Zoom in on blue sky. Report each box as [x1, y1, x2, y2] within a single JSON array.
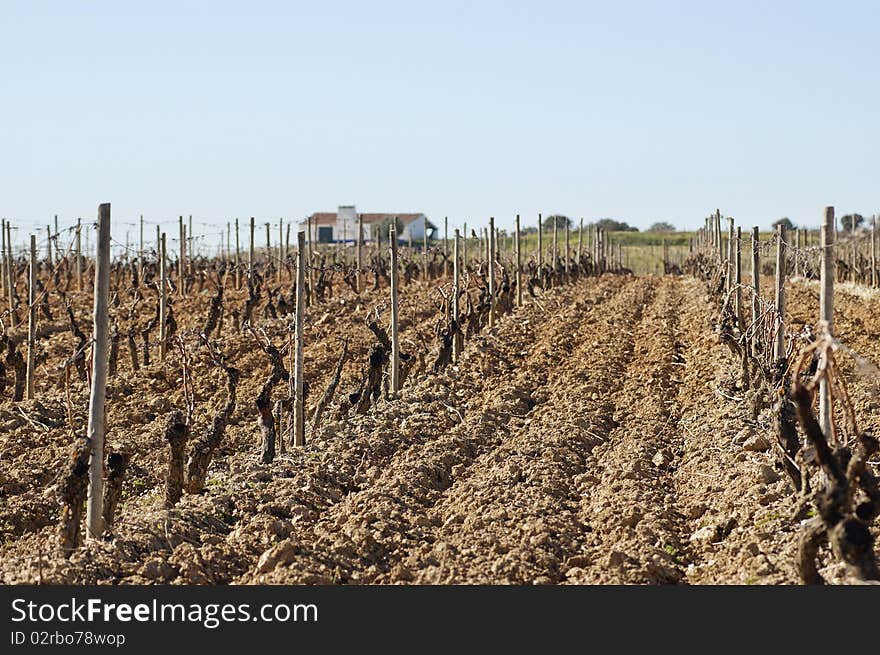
[[1, 0, 878, 249]]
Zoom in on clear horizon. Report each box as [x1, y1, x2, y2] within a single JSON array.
[[2, 0, 878, 248]]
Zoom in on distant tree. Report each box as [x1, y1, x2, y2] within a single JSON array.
[[772, 217, 795, 230], [596, 218, 639, 232], [647, 221, 676, 232], [840, 213, 864, 231], [542, 215, 572, 230], [377, 216, 404, 239]]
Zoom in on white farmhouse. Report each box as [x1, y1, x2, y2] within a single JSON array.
[[302, 206, 437, 243]]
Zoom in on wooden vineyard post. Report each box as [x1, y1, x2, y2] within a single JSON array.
[[356, 213, 363, 292], [751, 227, 760, 344], [234, 218, 241, 289], [293, 231, 306, 447], [564, 219, 570, 281], [872, 215, 877, 288], [537, 213, 543, 270], [25, 235, 36, 400], [577, 218, 583, 265], [735, 226, 743, 330], [715, 209, 723, 262], [453, 229, 461, 362], [53, 215, 59, 263], [46, 224, 53, 269], [819, 207, 835, 442], [178, 216, 185, 296], [76, 218, 83, 291], [86, 203, 111, 540], [515, 215, 522, 307], [423, 216, 429, 280], [265, 222, 271, 268], [285, 222, 291, 278], [389, 223, 400, 394], [726, 217, 735, 293], [159, 233, 168, 360], [849, 212, 856, 284], [552, 215, 558, 276], [773, 223, 787, 363], [462, 221, 468, 266], [248, 216, 255, 280], [488, 216, 496, 328]]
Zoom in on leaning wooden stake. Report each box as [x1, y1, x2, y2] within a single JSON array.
[[390, 223, 401, 394], [819, 207, 835, 443], [515, 215, 522, 307], [293, 231, 306, 447], [85, 203, 111, 540], [773, 223, 787, 363], [25, 235, 36, 400]]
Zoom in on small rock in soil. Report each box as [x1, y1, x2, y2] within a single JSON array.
[[689, 525, 720, 544], [733, 428, 754, 446], [652, 449, 673, 468], [256, 539, 296, 574], [742, 434, 770, 452], [756, 464, 780, 484]]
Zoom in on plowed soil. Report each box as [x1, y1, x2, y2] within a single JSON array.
[[1, 272, 878, 584]]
